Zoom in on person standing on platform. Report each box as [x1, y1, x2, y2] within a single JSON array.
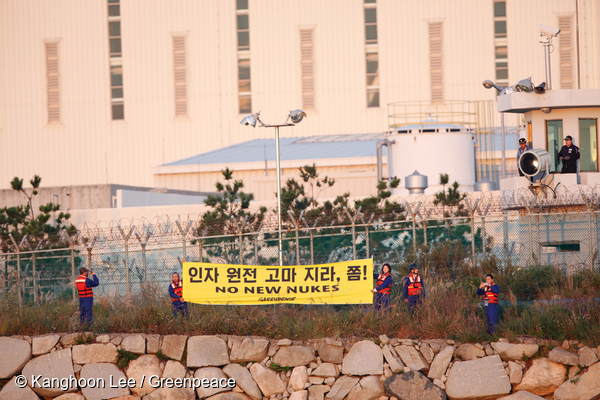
[[558, 135, 580, 174], [372, 263, 392, 311], [517, 138, 532, 176]]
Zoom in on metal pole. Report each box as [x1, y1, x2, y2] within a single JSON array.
[[365, 226, 370, 259], [501, 113, 506, 181], [275, 126, 283, 266], [141, 244, 147, 283], [309, 231, 314, 265], [32, 254, 38, 305], [17, 252, 22, 312], [71, 244, 76, 300]]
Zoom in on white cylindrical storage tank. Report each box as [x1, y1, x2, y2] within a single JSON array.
[[389, 123, 476, 196]]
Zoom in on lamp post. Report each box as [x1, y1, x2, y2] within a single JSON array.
[[241, 110, 307, 266], [482, 80, 507, 182]]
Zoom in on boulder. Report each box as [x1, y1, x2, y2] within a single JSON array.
[[508, 361, 523, 384], [548, 347, 579, 366], [289, 366, 309, 391], [272, 346, 315, 367], [428, 346, 455, 380], [222, 363, 262, 400], [143, 388, 195, 400], [59, 332, 89, 347], [80, 363, 131, 400], [514, 357, 566, 396], [161, 335, 188, 361], [21, 348, 76, 397], [317, 342, 344, 364], [491, 342, 539, 362], [32, 335, 60, 356], [498, 392, 545, 399], [578, 346, 599, 367], [312, 362, 338, 378], [445, 355, 511, 400], [54, 395, 86, 400], [72, 343, 118, 364], [107, 396, 140, 400], [187, 336, 230, 368], [325, 375, 359, 400], [205, 394, 252, 400], [455, 344, 485, 361], [554, 361, 600, 400], [289, 390, 308, 400], [382, 345, 405, 374], [121, 335, 146, 355], [0, 337, 32, 379], [249, 363, 286, 397], [146, 334, 161, 354], [346, 375, 384, 400], [126, 355, 164, 396], [384, 371, 448, 400], [229, 338, 269, 363], [162, 360, 187, 380], [395, 345, 429, 372], [420, 342, 435, 363], [194, 367, 231, 399], [0, 376, 40, 400], [308, 385, 327, 400], [342, 340, 383, 376], [95, 334, 111, 343]]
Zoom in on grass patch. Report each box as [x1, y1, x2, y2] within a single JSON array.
[[269, 363, 292, 372], [116, 349, 138, 369], [75, 333, 94, 344], [156, 350, 171, 361]]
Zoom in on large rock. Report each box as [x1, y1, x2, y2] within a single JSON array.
[[32, 335, 60, 356], [21, 348, 76, 397], [126, 355, 164, 396], [121, 335, 146, 355], [508, 361, 523, 384], [0, 337, 32, 379], [383, 345, 405, 374], [498, 392, 545, 399], [53, 395, 86, 400], [342, 340, 383, 376], [455, 344, 485, 361], [578, 346, 599, 367], [229, 338, 269, 363], [194, 367, 232, 399], [491, 342, 539, 362], [72, 343, 118, 364], [428, 346, 455, 380], [80, 363, 131, 400], [144, 388, 195, 400], [289, 366, 309, 391], [222, 363, 262, 400], [445, 355, 511, 400], [384, 371, 448, 400], [308, 385, 327, 400], [249, 363, 286, 397], [161, 335, 188, 361], [272, 346, 315, 367], [163, 360, 188, 380], [420, 343, 435, 363], [146, 334, 161, 354], [59, 332, 90, 347], [346, 375, 384, 400], [548, 347, 579, 366], [317, 342, 344, 364], [554, 361, 600, 400], [187, 336, 230, 368], [312, 362, 338, 378], [514, 357, 566, 396], [0, 376, 40, 400], [325, 376, 359, 400], [289, 390, 308, 400], [395, 345, 429, 372], [205, 394, 252, 400]]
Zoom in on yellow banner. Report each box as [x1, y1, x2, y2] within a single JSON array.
[[182, 259, 374, 305]]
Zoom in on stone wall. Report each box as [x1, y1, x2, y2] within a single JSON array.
[[1, 333, 600, 400]]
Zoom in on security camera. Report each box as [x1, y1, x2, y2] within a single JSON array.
[[539, 25, 560, 37]]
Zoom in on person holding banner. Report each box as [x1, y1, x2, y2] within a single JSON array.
[[371, 263, 393, 311], [169, 272, 188, 317], [403, 263, 425, 315]]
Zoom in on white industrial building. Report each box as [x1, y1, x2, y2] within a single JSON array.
[[1, 0, 599, 195]]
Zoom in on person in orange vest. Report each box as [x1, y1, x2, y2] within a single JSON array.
[[403, 263, 425, 314], [477, 274, 500, 334], [371, 263, 392, 311], [75, 267, 99, 326], [169, 272, 188, 317]]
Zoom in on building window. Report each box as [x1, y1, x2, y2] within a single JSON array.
[[429, 22, 443, 103], [45, 41, 61, 124], [579, 119, 598, 172], [364, 0, 379, 108], [173, 35, 188, 117], [237, 0, 251, 113], [300, 29, 315, 109], [558, 16, 573, 89], [493, 0, 508, 86], [546, 120, 563, 173], [108, 0, 124, 120]]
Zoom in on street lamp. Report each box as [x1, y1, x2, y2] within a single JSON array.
[[241, 109, 307, 266], [482, 79, 507, 183]]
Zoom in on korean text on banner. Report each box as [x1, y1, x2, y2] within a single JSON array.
[[182, 259, 374, 305]]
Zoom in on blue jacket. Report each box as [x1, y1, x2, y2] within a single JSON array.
[[373, 273, 392, 293], [169, 282, 184, 302], [86, 274, 100, 288], [403, 275, 425, 299], [517, 145, 532, 168], [558, 144, 580, 168], [477, 284, 500, 297]]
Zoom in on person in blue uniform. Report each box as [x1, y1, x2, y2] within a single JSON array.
[[169, 272, 188, 317], [476, 274, 500, 335], [371, 263, 392, 311], [558, 135, 580, 174], [75, 267, 99, 326], [517, 138, 532, 176], [403, 263, 425, 315]]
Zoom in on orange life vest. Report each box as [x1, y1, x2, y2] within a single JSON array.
[[171, 281, 183, 302], [407, 274, 423, 296], [376, 273, 391, 295], [484, 283, 499, 304], [75, 274, 93, 298]]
